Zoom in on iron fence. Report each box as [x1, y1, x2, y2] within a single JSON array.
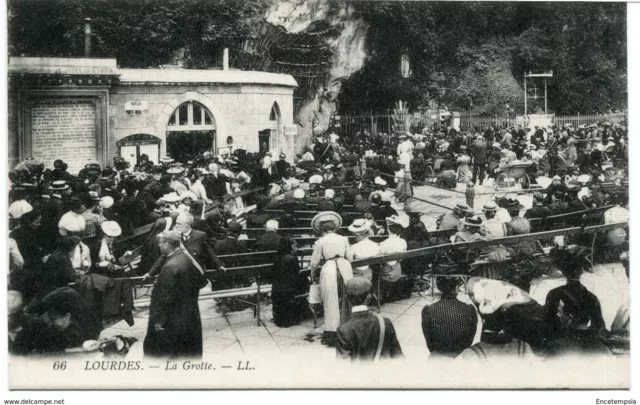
[[333, 112, 626, 137]]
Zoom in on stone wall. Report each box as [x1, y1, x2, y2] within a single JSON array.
[[108, 84, 296, 163], [31, 100, 97, 173]]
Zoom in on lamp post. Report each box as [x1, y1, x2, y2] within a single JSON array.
[[524, 71, 553, 121]]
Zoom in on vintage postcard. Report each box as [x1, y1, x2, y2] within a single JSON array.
[[3, 0, 631, 391]]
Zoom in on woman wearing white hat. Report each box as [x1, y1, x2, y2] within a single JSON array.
[[348, 219, 379, 281], [92, 221, 126, 275], [309, 212, 353, 346]]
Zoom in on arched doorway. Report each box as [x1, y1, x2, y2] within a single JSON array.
[[166, 101, 216, 162], [117, 134, 161, 168]]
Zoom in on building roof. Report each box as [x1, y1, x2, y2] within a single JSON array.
[[118, 68, 297, 87], [9, 57, 298, 87], [9, 57, 119, 76]]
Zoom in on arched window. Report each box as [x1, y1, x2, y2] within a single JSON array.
[[167, 101, 216, 130], [166, 101, 217, 162], [269, 102, 281, 151]]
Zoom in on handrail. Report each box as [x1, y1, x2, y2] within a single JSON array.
[[116, 187, 264, 243], [349, 221, 628, 267], [94, 221, 628, 287]]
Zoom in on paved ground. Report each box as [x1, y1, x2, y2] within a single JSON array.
[[101, 288, 482, 360], [100, 183, 627, 359]]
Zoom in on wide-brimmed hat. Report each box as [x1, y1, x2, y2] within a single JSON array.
[[311, 211, 342, 233], [386, 214, 410, 228], [160, 157, 175, 164], [374, 177, 387, 186], [454, 202, 473, 214], [577, 174, 592, 185], [167, 167, 184, 174], [50, 180, 69, 191], [482, 201, 498, 212], [499, 198, 524, 210], [463, 215, 483, 227], [309, 174, 323, 184], [101, 221, 122, 237], [293, 189, 306, 199], [160, 192, 181, 203], [100, 196, 114, 209], [348, 218, 372, 235]]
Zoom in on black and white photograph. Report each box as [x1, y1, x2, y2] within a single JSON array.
[[1, 0, 634, 393]]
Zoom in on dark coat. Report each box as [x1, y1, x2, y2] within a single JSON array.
[[183, 229, 221, 270], [271, 253, 309, 328], [471, 140, 488, 164], [421, 295, 477, 358], [143, 250, 208, 358], [337, 310, 404, 361], [255, 231, 282, 252]]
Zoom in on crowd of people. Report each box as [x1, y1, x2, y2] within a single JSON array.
[[6, 118, 629, 363]]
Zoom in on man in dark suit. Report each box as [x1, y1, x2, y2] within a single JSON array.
[[255, 220, 282, 252], [471, 134, 488, 185], [366, 193, 397, 221], [272, 153, 291, 182], [202, 164, 227, 200], [143, 231, 208, 358], [337, 278, 403, 361], [175, 212, 223, 272], [213, 222, 248, 257]]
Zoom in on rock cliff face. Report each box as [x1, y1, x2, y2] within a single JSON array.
[[265, 0, 368, 153]]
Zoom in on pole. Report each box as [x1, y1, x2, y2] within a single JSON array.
[[523, 73, 527, 129], [84, 18, 92, 57], [544, 79, 548, 115], [403, 165, 412, 211]]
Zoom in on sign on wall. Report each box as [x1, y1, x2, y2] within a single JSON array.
[[125, 100, 149, 115]]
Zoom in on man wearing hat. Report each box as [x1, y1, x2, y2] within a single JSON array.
[[366, 192, 397, 222], [348, 219, 380, 281], [524, 192, 551, 233], [453, 215, 490, 243], [471, 133, 488, 185], [437, 202, 471, 231], [143, 230, 209, 358], [480, 202, 507, 239], [336, 278, 403, 361]]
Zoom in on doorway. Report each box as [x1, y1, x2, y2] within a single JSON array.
[[166, 130, 215, 163], [258, 129, 271, 155]]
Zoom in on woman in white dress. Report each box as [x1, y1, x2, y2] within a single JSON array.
[[456, 146, 473, 183], [309, 212, 353, 346]]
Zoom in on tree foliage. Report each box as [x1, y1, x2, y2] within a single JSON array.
[[8, 0, 626, 114], [8, 0, 269, 68], [339, 2, 626, 114]]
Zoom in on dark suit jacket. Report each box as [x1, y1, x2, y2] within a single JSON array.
[[183, 229, 221, 270], [471, 140, 488, 164], [143, 250, 208, 358], [255, 231, 282, 252], [337, 310, 404, 361]]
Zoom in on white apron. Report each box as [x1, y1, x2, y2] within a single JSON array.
[[319, 257, 353, 332]]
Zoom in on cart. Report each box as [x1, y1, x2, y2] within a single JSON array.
[[494, 161, 533, 191]]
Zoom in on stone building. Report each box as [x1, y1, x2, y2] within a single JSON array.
[[8, 56, 298, 173]]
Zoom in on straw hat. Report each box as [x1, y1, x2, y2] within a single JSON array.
[[311, 211, 342, 233], [50, 180, 69, 191], [101, 221, 122, 238], [463, 215, 483, 227], [348, 218, 372, 235]]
